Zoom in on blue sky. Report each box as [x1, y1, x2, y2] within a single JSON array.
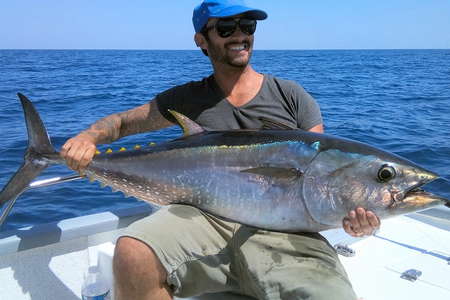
[[1, 0, 449, 50]]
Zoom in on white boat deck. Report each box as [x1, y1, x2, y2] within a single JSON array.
[[0, 204, 449, 300], [322, 212, 450, 300]]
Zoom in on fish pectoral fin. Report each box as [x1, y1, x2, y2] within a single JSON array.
[[241, 167, 303, 180]]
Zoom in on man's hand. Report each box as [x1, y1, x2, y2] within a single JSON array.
[[343, 207, 380, 237], [61, 133, 97, 172]]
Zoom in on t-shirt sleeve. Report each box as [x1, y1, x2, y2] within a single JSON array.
[[293, 84, 323, 130], [155, 85, 185, 123]]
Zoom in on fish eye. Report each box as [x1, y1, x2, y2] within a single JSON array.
[[377, 164, 396, 182]]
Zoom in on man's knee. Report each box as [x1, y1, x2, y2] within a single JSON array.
[[113, 237, 167, 284]]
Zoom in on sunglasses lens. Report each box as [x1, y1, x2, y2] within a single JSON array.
[[239, 19, 257, 35], [215, 18, 257, 38], [216, 19, 238, 38]]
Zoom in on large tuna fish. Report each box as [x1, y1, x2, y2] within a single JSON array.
[[0, 93, 448, 231]]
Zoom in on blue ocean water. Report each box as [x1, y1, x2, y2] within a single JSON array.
[[0, 49, 449, 231]]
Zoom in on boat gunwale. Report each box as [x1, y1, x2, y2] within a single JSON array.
[[0, 203, 153, 256]]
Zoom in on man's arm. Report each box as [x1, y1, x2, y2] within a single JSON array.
[[306, 124, 380, 237], [61, 100, 173, 172]]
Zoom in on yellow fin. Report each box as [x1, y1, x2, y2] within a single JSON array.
[[134, 144, 141, 150], [106, 148, 113, 154], [168, 110, 205, 137], [119, 147, 126, 152]]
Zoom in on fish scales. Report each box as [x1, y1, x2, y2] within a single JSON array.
[[85, 140, 320, 231]]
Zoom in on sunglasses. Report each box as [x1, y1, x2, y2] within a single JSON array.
[[202, 18, 257, 38]]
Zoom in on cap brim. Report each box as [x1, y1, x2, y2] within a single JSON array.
[[212, 5, 268, 20]]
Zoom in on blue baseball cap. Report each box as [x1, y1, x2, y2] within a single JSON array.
[[193, 0, 268, 33]]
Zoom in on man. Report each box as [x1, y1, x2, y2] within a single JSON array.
[[61, 1, 380, 299]]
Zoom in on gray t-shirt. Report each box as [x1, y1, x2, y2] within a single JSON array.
[[156, 74, 322, 131]]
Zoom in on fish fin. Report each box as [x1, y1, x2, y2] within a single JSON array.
[[258, 117, 296, 130], [0, 161, 48, 208], [18, 93, 56, 154], [168, 110, 205, 136], [1, 94, 57, 222], [241, 167, 303, 179]]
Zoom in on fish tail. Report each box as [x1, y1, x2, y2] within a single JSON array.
[[0, 93, 58, 206]]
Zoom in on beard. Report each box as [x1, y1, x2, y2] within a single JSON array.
[[207, 38, 254, 69]]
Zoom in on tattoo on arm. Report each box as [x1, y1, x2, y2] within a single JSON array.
[[118, 101, 173, 137], [81, 114, 122, 144], [81, 101, 173, 144]]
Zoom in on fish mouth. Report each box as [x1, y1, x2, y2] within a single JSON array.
[[400, 187, 449, 208], [393, 170, 449, 209]]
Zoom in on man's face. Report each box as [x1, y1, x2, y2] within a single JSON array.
[[201, 16, 255, 69]]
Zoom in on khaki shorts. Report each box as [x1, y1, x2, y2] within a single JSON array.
[[121, 204, 357, 300]]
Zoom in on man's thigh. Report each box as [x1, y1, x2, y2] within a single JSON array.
[[121, 204, 240, 297], [237, 227, 357, 300], [121, 205, 356, 300]]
